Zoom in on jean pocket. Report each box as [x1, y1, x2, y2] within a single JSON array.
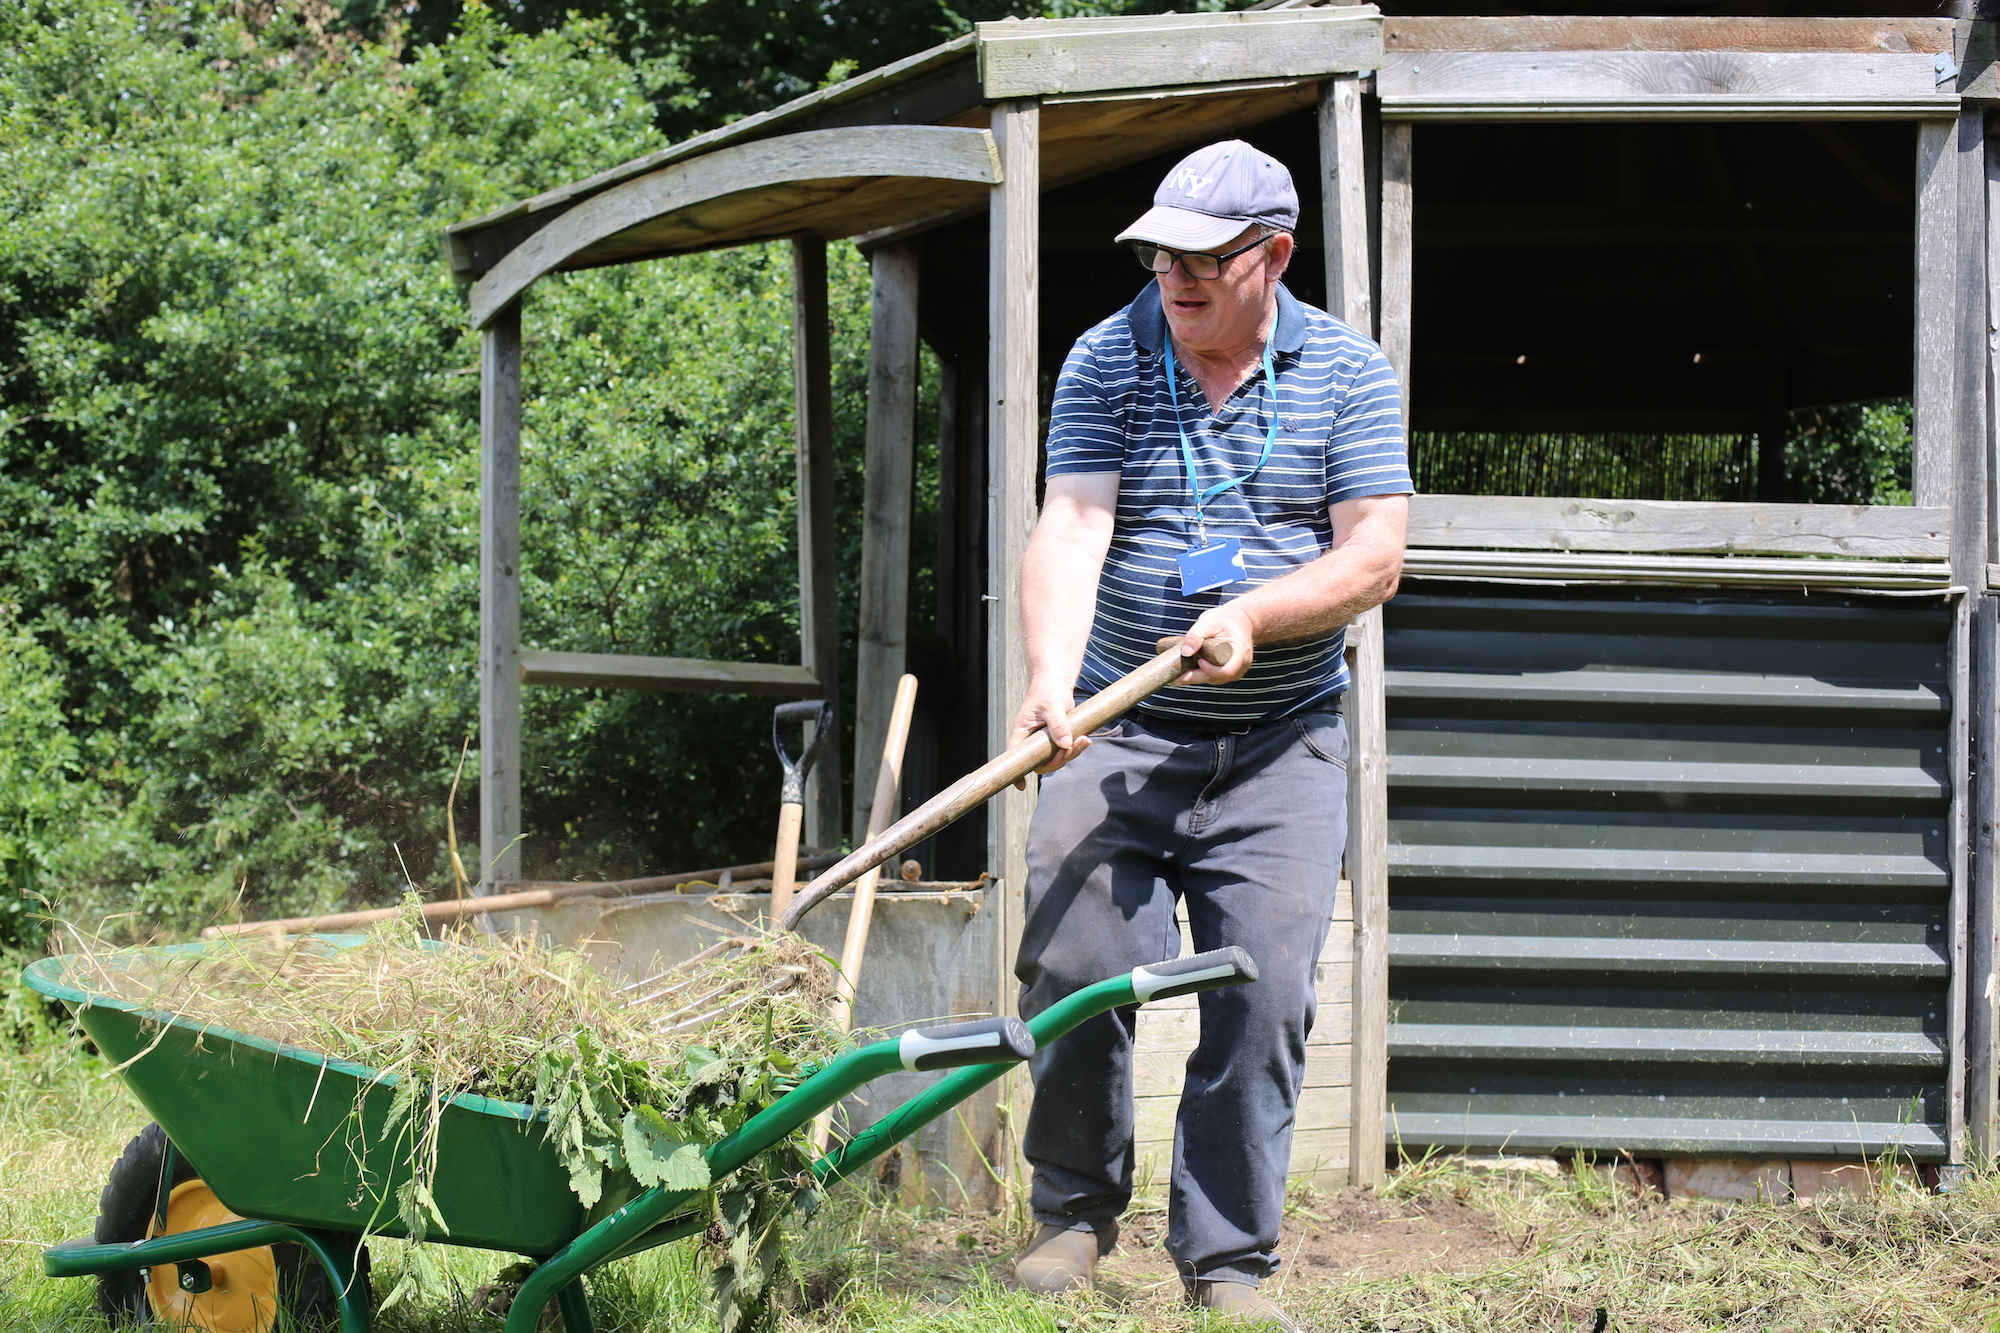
[[1293, 713, 1348, 768]]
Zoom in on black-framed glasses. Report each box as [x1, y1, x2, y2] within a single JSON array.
[[1130, 234, 1272, 281]]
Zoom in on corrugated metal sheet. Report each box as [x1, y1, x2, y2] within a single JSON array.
[[1383, 586, 1953, 1161]]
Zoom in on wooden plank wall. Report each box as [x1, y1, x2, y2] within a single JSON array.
[[1132, 881, 1356, 1191]]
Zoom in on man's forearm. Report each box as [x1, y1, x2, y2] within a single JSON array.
[[1231, 537, 1402, 646]]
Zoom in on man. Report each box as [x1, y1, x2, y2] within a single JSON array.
[[1007, 140, 1411, 1331]]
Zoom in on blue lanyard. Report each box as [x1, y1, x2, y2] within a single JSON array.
[[1164, 336, 1280, 542]]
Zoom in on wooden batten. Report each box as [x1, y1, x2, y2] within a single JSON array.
[[976, 7, 1383, 101], [479, 302, 523, 893], [1383, 16, 1963, 54], [1404, 547, 1958, 589], [1403, 548, 1953, 592], [1949, 593, 1974, 1160], [1916, 118, 1961, 511], [1408, 496, 1950, 560], [1949, 109, 1991, 591], [1345, 609, 1390, 1191], [1377, 19, 1965, 120], [1969, 595, 1999, 1159], [793, 239, 844, 850], [1379, 51, 1963, 120], [853, 242, 922, 843], [519, 651, 819, 697]]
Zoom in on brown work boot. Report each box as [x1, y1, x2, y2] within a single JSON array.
[[1012, 1223, 1114, 1294], [1190, 1278, 1311, 1332]]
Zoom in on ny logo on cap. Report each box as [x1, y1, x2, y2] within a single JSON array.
[[1174, 170, 1213, 198]]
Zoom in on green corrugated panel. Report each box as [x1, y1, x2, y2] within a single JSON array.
[[1383, 586, 1951, 1162]]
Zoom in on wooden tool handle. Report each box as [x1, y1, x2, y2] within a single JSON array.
[[203, 854, 842, 938], [769, 801, 805, 921], [775, 637, 1231, 932]]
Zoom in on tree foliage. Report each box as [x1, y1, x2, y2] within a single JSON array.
[[344, 0, 1224, 144], [0, 0, 883, 940]]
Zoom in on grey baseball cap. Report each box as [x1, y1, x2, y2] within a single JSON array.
[[1115, 140, 1299, 252]]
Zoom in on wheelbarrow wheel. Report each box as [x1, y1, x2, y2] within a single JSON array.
[[95, 1122, 371, 1331]]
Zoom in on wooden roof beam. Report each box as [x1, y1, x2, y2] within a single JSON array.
[[1380, 17, 1975, 120], [976, 7, 1382, 100], [466, 126, 1000, 329]]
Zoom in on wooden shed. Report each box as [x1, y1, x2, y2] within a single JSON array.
[[448, 3, 2000, 1197]]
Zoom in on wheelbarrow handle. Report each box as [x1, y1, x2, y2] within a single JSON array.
[[894, 1016, 1035, 1071], [1131, 947, 1259, 1002], [813, 946, 1258, 1187], [772, 699, 833, 806]]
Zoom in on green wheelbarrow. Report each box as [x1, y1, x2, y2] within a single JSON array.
[[28, 939, 1257, 1333]]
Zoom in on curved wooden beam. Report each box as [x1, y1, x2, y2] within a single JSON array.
[[469, 126, 1002, 328]]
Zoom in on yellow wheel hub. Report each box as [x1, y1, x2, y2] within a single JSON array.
[[144, 1179, 283, 1332]]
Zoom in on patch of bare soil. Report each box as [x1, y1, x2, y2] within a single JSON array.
[[1100, 1191, 1515, 1298], [850, 1189, 1514, 1309]]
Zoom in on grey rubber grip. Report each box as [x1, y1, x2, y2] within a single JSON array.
[[1130, 947, 1259, 1002], [896, 1017, 1036, 1071]]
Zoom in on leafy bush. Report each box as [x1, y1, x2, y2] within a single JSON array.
[[1785, 400, 1913, 506], [0, 0, 880, 935]]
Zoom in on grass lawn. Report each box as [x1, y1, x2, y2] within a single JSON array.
[[4, 1034, 1998, 1332]]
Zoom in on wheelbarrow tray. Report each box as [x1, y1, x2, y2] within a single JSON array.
[[25, 940, 639, 1255]]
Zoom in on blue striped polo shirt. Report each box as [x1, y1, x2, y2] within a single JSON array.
[[1045, 280, 1411, 727]]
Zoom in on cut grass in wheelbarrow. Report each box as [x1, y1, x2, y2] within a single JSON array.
[[29, 904, 1259, 1333]]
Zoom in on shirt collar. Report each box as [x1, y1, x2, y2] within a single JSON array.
[[1127, 280, 1307, 358]]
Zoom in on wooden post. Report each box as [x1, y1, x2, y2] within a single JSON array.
[[792, 237, 844, 851], [1968, 115, 2000, 1162], [987, 99, 1040, 1007], [479, 300, 523, 893], [1378, 121, 1414, 426], [1319, 74, 1373, 336], [979, 96, 1040, 1206], [853, 242, 922, 844], [1914, 118, 1960, 510], [1345, 605, 1389, 1190], [1952, 110, 1991, 593]]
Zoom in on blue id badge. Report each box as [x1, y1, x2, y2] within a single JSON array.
[[1176, 538, 1245, 597]]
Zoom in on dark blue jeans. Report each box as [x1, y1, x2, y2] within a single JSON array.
[[1015, 707, 1348, 1287]]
